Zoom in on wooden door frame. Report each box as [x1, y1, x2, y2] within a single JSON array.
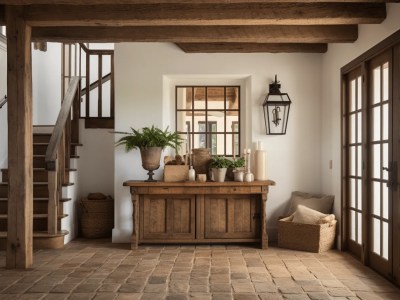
[[341, 28, 400, 285]]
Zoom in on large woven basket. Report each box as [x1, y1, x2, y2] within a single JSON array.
[[80, 195, 114, 238], [278, 215, 337, 253]]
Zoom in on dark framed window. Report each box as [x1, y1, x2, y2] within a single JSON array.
[[176, 86, 240, 157]]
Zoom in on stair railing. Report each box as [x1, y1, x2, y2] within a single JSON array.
[[0, 95, 7, 109], [45, 77, 80, 235]]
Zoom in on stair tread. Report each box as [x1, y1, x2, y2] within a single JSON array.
[[0, 213, 68, 219], [0, 182, 49, 186], [0, 198, 71, 202], [0, 230, 68, 238]]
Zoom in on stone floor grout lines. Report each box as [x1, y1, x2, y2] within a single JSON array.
[[0, 240, 399, 299]]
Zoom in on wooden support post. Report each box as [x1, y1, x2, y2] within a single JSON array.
[[6, 5, 33, 269]]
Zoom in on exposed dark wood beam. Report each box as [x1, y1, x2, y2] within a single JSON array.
[[23, 3, 386, 26], [177, 42, 328, 53], [0, 5, 4, 25], [0, 0, 397, 4], [32, 25, 358, 43]]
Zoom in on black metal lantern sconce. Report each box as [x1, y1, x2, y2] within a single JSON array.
[[262, 75, 292, 135]]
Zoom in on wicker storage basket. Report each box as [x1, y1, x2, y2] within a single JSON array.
[[80, 195, 114, 238], [278, 215, 336, 253]]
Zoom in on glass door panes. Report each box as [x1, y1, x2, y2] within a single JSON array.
[[176, 86, 240, 156], [346, 69, 363, 251], [369, 55, 391, 271]]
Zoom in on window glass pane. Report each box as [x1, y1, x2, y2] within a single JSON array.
[[382, 222, 389, 260], [213, 134, 224, 155], [350, 146, 356, 176], [177, 87, 193, 110], [350, 114, 356, 143], [373, 181, 381, 216], [373, 66, 381, 104], [207, 87, 225, 110], [382, 103, 389, 141], [383, 62, 389, 101], [350, 79, 356, 112], [357, 146, 362, 176], [357, 213, 362, 245], [350, 178, 356, 208], [382, 143, 389, 181], [207, 111, 225, 131], [89, 88, 98, 117], [357, 179, 362, 210], [226, 87, 239, 110], [373, 218, 381, 255], [101, 80, 111, 117], [350, 211, 356, 241], [177, 111, 192, 132], [373, 144, 381, 179], [383, 185, 389, 220], [373, 106, 381, 141], [357, 113, 362, 143], [193, 87, 206, 110]]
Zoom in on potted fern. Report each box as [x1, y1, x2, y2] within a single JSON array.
[[114, 125, 183, 181], [231, 157, 246, 182], [210, 156, 232, 182]]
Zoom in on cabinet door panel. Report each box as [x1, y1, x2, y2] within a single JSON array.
[[204, 195, 259, 239], [145, 197, 167, 234], [169, 198, 193, 234], [142, 195, 195, 240], [209, 198, 228, 234]]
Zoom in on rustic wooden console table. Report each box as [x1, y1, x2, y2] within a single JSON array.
[[123, 180, 275, 249]]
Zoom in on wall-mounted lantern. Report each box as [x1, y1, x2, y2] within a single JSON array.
[[262, 75, 291, 135]]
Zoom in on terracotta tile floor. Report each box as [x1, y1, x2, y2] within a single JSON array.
[[1, 239, 400, 300]]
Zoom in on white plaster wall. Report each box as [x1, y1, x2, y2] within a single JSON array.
[[77, 121, 115, 199], [321, 4, 400, 247], [32, 42, 62, 125], [0, 41, 7, 169], [113, 43, 323, 242]]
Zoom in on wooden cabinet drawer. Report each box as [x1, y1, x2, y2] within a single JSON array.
[[209, 186, 262, 194]]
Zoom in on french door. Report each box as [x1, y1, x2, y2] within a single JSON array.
[[343, 49, 400, 285]]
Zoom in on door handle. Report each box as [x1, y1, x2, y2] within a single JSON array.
[[383, 162, 398, 190]]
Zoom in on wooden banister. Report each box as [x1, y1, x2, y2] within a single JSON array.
[[45, 76, 80, 234], [81, 72, 111, 96], [45, 77, 79, 170]]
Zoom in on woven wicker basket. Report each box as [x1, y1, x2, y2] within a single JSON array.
[[80, 196, 114, 238], [278, 215, 337, 253]]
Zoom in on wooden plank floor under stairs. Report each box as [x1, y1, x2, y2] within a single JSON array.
[[0, 126, 81, 249]]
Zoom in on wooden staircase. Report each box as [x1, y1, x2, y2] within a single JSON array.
[[0, 78, 82, 250], [0, 126, 82, 249]]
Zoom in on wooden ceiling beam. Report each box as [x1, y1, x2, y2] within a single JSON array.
[[176, 43, 328, 53], [23, 3, 386, 27], [0, 6, 4, 25], [32, 25, 358, 43], [0, 0, 397, 5]]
